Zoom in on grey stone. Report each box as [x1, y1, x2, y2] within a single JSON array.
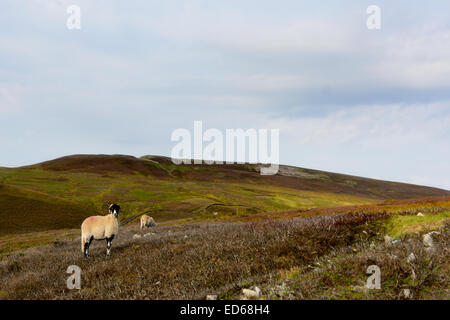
[[241, 286, 261, 299], [407, 253, 416, 263]]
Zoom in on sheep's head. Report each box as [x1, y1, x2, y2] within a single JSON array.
[[149, 217, 158, 227], [109, 204, 121, 218]]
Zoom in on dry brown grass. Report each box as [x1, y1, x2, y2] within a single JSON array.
[[262, 222, 449, 300], [0, 210, 390, 300]]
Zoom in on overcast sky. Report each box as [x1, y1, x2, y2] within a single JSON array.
[[1, 0, 449, 189]]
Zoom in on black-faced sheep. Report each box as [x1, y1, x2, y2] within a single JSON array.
[[81, 204, 120, 258], [140, 214, 157, 229]]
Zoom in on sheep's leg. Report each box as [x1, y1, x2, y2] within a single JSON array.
[[84, 237, 93, 259], [84, 243, 89, 259], [106, 235, 115, 256]]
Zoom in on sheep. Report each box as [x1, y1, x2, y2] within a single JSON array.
[[140, 214, 157, 229], [81, 204, 120, 258]]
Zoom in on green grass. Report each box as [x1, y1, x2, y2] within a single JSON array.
[[1, 154, 448, 236], [0, 184, 98, 236], [0, 229, 78, 257], [0, 166, 377, 236], [385, 211, 450, 238]]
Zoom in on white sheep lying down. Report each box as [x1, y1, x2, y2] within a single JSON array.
[[140, 214, 157, 229], [81, 204, 120, 258]]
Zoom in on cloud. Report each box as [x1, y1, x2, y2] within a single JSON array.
[[260, 102, 450, 190], [367, 27, 450, 88], [0, 1, 449, 190], [266, 102, 450, 146]]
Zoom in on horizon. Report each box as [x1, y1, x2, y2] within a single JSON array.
[[1, 1, 450, 190], [2, 152, 449, 191]]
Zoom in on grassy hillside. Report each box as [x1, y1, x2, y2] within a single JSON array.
[[0, 184, 96, 236], [0, 154, 448, 236], [29, 154, 450, 200], [1, 197, 448, 299]]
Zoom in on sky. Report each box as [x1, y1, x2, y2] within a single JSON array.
[[0, 0, 449, 189]]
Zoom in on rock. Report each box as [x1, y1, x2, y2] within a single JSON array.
[[407, 253, 416, 263], [241, 286, 261, 299], [384, 235, 394, 245], [417, 212, 424, 217], [206, 295, 217, 300], [133, 234, 142, 239], [213, 212, 218, 216], [143, 232, 154, 238], [385, 235, 401, 246], [423, 232, 439, 247], [370, 242, 376, 249], [402, 289, 412, 299], [184, 235, 188, 239]]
